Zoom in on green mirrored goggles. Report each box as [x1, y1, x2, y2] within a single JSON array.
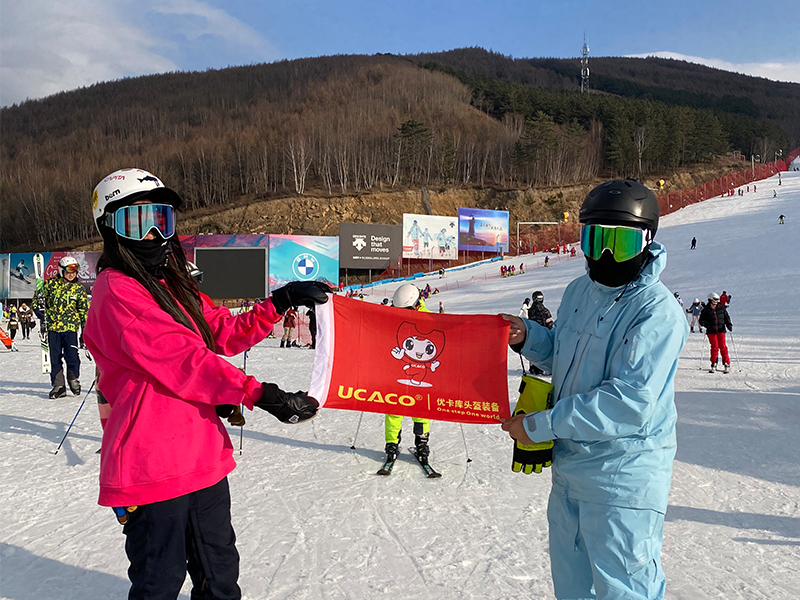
[[580, 224, 650, 262]]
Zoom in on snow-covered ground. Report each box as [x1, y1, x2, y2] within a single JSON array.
[[1, 167, 798, 599]]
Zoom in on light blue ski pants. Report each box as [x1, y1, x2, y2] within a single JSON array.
[[548, 484, 666, 600]]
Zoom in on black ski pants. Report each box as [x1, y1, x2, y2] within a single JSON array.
[[122, 477, 241, 600], [48, 330, 80, 386]]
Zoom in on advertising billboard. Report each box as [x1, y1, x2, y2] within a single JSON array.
[[402, 214, 458, 260], [338, 223, 402, 269], [457, 208, 509, 253], [7, 252, 100, 298], [195, 247, 268, 299], [268, 235, 339, 291]]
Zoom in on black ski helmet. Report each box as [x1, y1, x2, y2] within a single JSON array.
[[579, 179, 659, 235], [532, 291, 544, 303]]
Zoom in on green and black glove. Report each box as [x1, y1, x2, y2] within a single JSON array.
[[512, 375, 554, 474]]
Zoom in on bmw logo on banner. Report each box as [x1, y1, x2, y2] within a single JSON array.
[[292, 253, 320, 280]]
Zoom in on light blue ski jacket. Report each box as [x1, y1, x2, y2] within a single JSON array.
[[520, 241, 688, 512]]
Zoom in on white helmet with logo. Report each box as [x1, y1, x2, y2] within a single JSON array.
[[59, 256, 79, 277], [92, 168, 182, 234], [392, 283, 420, 309], [708, 292, 720, 302]]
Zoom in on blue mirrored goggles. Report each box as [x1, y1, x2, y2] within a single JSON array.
[[580, 224, 650, 262], [104, 203, 175, 240]]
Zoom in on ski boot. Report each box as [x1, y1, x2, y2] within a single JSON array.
[[49, 385, 67, 399], [723, 363, 730, 374], [68, 378, 81, 395], [280, 340, 285, 348], [415, 432, 430, 460], [709, 363, 717, 373], [384, 442, 399, 462]]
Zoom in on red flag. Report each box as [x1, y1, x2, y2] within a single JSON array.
[[309, 295, 510, 424]]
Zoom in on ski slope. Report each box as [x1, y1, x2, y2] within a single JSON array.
[[1, 167, 798, 599]]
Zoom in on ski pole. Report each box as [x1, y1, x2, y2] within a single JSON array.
[[239, 349, 249, 455], [730, 334, 742, 372], [350, 413, 364, 450], [54, 380, 96, 455], [459, 423, 472, 463]]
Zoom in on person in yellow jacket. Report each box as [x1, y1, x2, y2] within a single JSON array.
[[385, 283, 431, 461], [33, 256, 89, 397]]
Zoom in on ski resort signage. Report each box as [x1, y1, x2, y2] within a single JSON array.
[[401, 214, 458, 261], [339, 223, 402, 269], [7, 252, 99, 298], [457, 208, 509, 253], [268, 235, 339, 291], [309, 295, 511, 424]]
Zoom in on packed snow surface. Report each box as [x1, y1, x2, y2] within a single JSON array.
[[1, 168, 799, 599]]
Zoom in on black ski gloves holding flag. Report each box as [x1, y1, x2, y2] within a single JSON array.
[[254, 383, 319, 424], [270, 281, 332, 315]]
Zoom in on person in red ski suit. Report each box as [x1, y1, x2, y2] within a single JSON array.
[[699, 293, 733, 372]]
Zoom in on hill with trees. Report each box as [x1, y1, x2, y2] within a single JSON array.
[[1, 49, 795, 252]]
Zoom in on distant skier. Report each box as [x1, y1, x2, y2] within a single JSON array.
[[691, 236, 697, 250], [674, 292, 684, 310], [544, 256, 550, 267], [699, 292, 732, 373], [519, 297, 531, 318], [720, 291, 731, 306], [774, 190, 777, 197], [779, 214, 785, 224], [686, 298, 702, 333], [525, 291, 553, 376]]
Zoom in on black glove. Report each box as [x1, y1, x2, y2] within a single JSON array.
[[254, 383, 319, 424], [726, 324, 732, 332], [215, 404, 235, 418], [215, 404, 247, 427], [270, 281, 332, 315], [512, 442, 553, 474]]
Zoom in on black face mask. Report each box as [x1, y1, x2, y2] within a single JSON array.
[[587, 249, 649, 288], [119, 236, 170, 276]]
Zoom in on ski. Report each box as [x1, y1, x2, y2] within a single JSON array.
[[376, 456, 396, 476], [33, 253, 50, 374], [409, 447, 442, 478]]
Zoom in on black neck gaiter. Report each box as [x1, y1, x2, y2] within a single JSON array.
[[119, 237, 169, 276], [587, 250, 649, 288]]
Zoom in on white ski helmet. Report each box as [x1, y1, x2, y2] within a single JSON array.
[[708, 292, 720, 302], [693, 298, 700, 304], [92, 168, 182, 234], [392, 283, 420, 309], [59, 256, 79, 277]]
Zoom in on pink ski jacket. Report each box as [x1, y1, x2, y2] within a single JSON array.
[[84, 268, 281, 507]]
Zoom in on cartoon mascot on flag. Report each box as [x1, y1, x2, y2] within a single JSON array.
[[391, 321, 445, 387]]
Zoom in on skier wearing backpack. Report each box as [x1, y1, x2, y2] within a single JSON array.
[[699, 292, 733, 373], [501, 179, 688, 600]]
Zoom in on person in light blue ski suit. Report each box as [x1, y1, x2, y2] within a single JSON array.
[[501, 179, 688, 600]]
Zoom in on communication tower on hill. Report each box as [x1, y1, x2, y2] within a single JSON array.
[[580, 34, 590, 93]]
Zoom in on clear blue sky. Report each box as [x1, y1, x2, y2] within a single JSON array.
[[1, 0, 798, 106]]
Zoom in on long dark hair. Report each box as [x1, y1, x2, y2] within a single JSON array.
[[97, 230, 216, 352]]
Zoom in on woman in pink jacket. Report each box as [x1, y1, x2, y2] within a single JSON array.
[[84, 168, 331, 600]]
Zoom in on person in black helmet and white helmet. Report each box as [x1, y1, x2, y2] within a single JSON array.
[[83, 168, 331, 600], [500, 179, 688, 600]]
